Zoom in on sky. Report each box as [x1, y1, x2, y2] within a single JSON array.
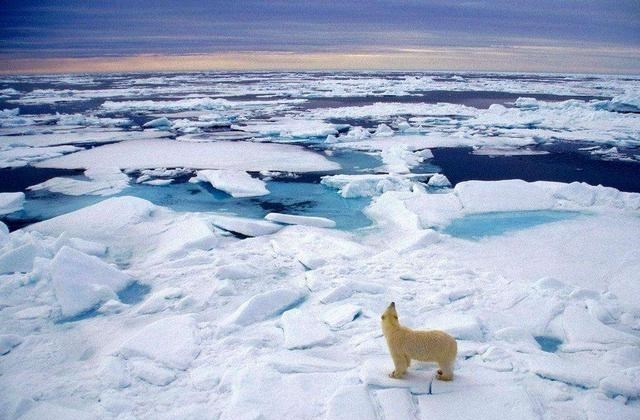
[[1, 0, 639, 74]]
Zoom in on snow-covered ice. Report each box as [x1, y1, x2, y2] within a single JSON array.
[[50, 246, 133, 318], [192, 169, 269, 198], [28, 167, 129, 196], [35, 139, 340, 172], [264, 212, 336, 228], [0, 192, 25, 215]]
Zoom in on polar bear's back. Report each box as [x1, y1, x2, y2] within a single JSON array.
[[401, 329, 457, 364]]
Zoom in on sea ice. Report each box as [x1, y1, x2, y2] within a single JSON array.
[[321, 174, 425, 198], [322, 304, 362, 328], [0, 334, 22, 355], [142, 117, 172, 129], [223, 288, 307, 326], [280, 308, 333, 349], [608, 93, 640, 113], [210, 215, 282, 237], [427, 173, 451, 188], [0, 192, 25, 215], [50, 246, 133, 318], [454, 180, 556, 213], [0, 145, 81, 168], [28, 167, 130, 196], [0, 129, 171, 148], [264, 212, 336, 228], [234, 117, 339, 139], [194, 169, 269, 198], [117, 315, 200, 370], [36, 139, 340, 172], [325, 385, 377, 420]]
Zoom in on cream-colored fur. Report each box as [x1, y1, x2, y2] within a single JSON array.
[[381, 302, 457, 381]]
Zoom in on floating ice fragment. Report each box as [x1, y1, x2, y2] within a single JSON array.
[[265, 213, 336, 228], [142, 117, 172, 129], [0, 192, 24, 215], [195, 169, 269, 198], [427, 174, 451, 188], [28, 167, 129, 196]]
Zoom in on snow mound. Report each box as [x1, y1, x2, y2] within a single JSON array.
[[265, 212, 336, 228], [36, 139, 340, 172], [0, 242, 48, 274], [323, 304, 362, 328], [427, 173, 451, 188], [224, 288, 307, 326], [118, 315, 200, 370], [50, 246, 133, 318], [0, 192, 24, 215], [194, 169, 269, 198], [280, 308, 333, 349], [0, 334, 22, 355], [210, 215, 282, 237]]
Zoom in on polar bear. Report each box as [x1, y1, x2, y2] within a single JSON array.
[[381, 302, 457, 381]]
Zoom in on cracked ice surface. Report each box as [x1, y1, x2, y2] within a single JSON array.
[[0, 179, 639, 419]]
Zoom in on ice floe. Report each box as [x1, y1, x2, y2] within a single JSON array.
[[192, 169, 269, 198], [0, 192, 25, 215], [35, 139, 340, 172], [28, 167, 129, 196]]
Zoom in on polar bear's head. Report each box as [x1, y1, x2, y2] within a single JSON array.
[[381, 302, 400, 329]]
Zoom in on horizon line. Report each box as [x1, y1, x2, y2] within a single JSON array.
[[2, 47, 640, 76]]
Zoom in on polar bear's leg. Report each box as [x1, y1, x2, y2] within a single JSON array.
[[436, 362, 454, 381], [389, 351, 409, 378]]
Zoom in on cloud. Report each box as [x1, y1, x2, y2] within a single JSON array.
[[1, 1, 638, 73]]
